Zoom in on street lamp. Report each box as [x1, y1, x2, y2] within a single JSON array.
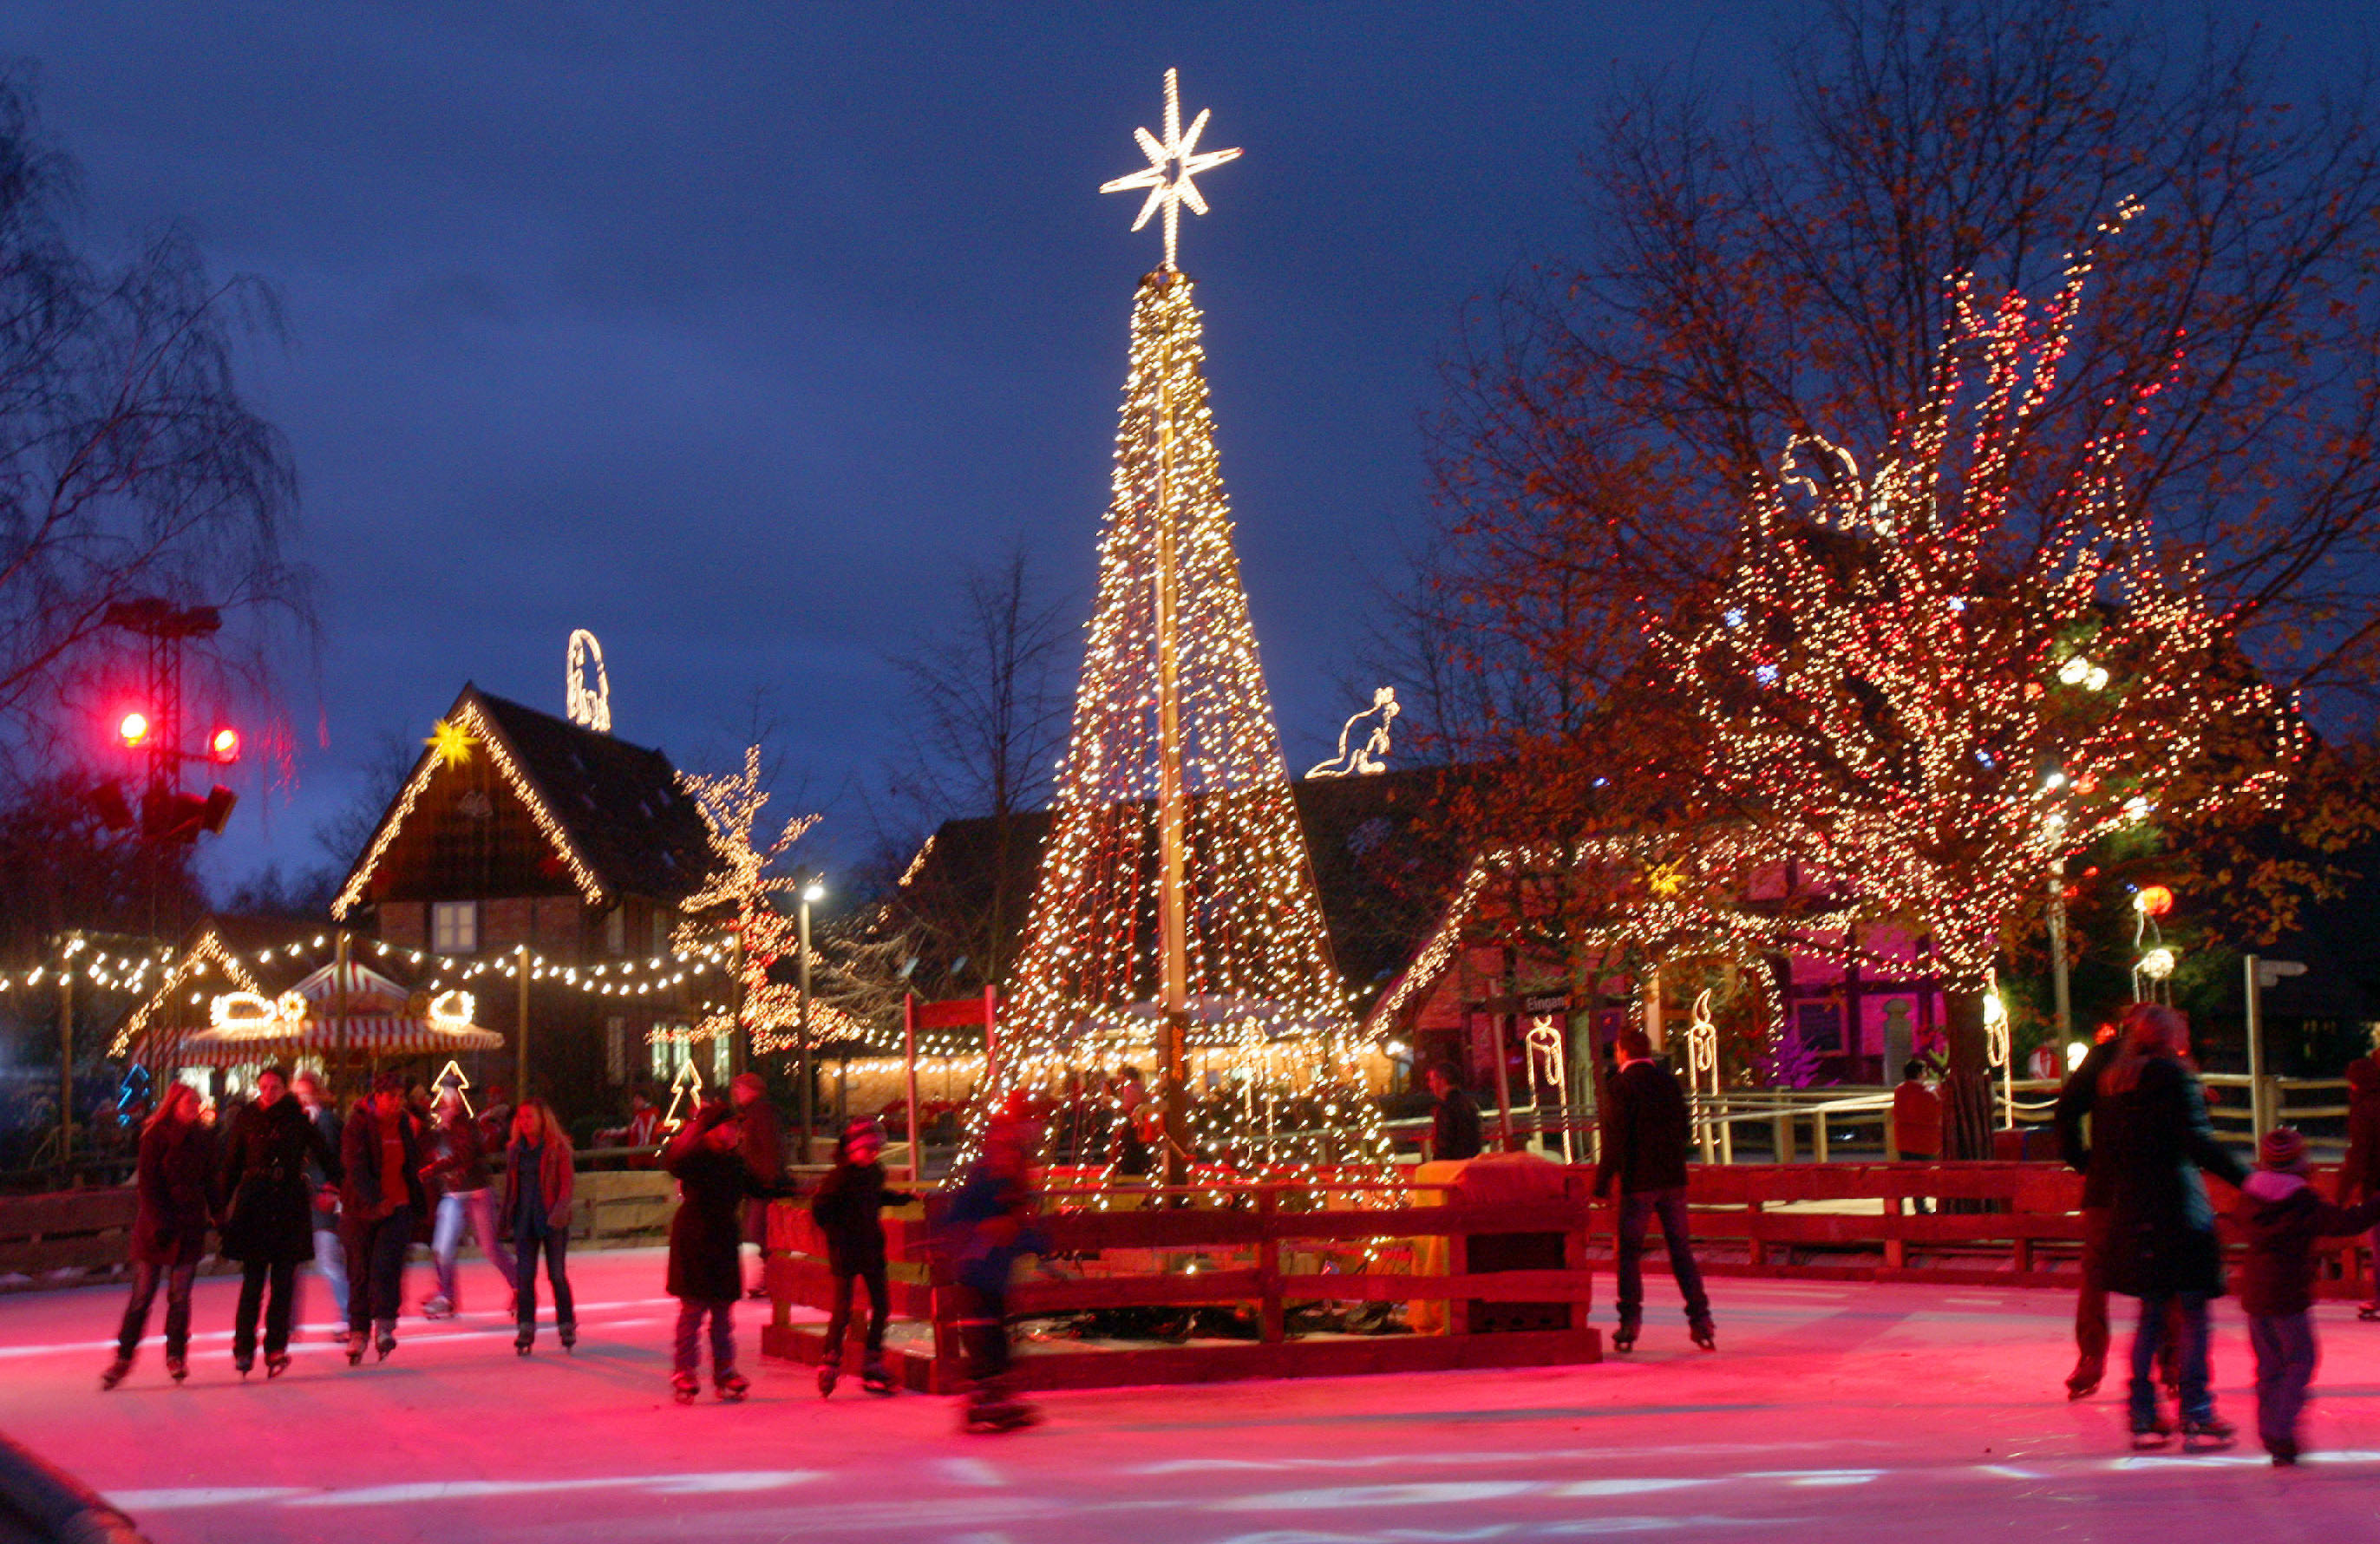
[[798, 880, 824, 1155], [2243, 954, 2306, 1145]]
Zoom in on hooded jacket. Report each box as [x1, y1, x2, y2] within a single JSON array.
[[2338, 1057, 2380, 1206], [2232, 1168, 2380, 1318]]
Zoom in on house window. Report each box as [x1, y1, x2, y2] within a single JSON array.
[[605, 1017, 627, 1084], [711, 1030, 730, 1086], [605, 907, 625, 956], [431, 900, 479, 955]]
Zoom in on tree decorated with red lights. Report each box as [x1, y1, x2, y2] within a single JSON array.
[[1659, 212, 2301, 1156]]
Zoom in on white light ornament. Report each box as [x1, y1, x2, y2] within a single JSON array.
[[1524, 1014, 1572, 1163], [1099, 68, 1241, 270], [209, 990, 309, 1035], [1307, 686, 1400, 777], [566, 630, 611, 732], [428, 991, 475, 1030]]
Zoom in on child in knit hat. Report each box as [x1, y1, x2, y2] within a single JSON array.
[[2233, 1125, 2380, 1465]]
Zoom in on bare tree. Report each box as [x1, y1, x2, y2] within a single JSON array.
[[0, 66, 308, 781], [866, 540, 1073, 994]]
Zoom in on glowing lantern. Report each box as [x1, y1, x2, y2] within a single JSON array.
[[2133, 885, 2175, 918]]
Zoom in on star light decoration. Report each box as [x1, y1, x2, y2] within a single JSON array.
[[1655, 201, 2301, 997], [1100, 68, 1241, 271]]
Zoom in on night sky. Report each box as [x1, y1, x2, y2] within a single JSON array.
[[2, 3, 2367, 897]]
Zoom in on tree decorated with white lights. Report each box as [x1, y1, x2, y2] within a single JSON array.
[[997, 72, 1389, 1182], [672, 747, 858, 1063], [1659, 206, 2301, 1156]]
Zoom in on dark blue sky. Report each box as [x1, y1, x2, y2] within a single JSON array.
[[3, 3, 2367, 894]]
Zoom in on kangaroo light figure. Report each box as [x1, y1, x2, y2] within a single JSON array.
[[1306, 686, 1399, 778]]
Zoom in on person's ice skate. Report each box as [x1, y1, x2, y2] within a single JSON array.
[[861, 1359, 897, 1397], [715, 1368, 750, 1402], [670, 1371, 699, 1405], [816, 1363, 839, 1398]]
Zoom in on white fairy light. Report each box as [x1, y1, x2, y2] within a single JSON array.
[[1099, 68, 1241, 271]]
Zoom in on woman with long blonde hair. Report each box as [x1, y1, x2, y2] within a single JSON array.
[[502, 1097, 578, 1354], [102, 1082, 217, 1389]]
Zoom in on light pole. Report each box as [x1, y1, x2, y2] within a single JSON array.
[[2243, 954, 2305, 1146], [797, 880, 823, 1159]]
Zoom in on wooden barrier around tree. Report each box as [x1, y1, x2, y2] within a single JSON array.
[[762, 1174, 1604, 1393]]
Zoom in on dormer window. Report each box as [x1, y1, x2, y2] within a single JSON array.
[[432, 900, 479, 954]]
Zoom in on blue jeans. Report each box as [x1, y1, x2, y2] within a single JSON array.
[[515, 1229, 575, 1334], [1616, 1187, 1711, 1328], [673, 1298, 734, 1377], [2247, 1311, 2317, 1453], [311, 1223, 349, 1323], [431, 1189, 516, 1307], [2130, 1290, 2213, 1426]]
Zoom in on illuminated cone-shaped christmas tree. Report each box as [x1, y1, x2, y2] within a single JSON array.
[[997, 74, 1389, 1182]]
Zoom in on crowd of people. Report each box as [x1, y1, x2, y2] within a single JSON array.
[[102, 1063, 592, 1385], [92, 1012, 2380, 1449]]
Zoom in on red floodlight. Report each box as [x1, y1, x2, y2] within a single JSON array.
[[208, 726, 240, 763], [117, 710, 152, 749]]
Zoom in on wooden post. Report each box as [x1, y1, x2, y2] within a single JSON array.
[[57, 958, 74, 1165], [515, 942, 531, 1101], [1488, 1009, 1515, 1153], [333, 931, 350, 1093], [982, 984, 998, 1089], [904, 992, 923, 1185], [1257, 1185, 1285, 1344]]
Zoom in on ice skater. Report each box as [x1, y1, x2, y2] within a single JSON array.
[[339, 1072, 425, 1364], [2233, 1126, 2380, 1464], [1594, 1028, 1714, 1353], [663, 1097, 758, 1402], [102, 1083, 216, 1390], [503, 1097, 578, 1354], [220, 1064, 339, 1378], [811, 1115, 913, 1397], [420, 1086, 515, 1319], [942, 1095, 1050, 1432]]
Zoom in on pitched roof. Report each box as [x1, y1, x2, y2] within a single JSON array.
[[332, 684, 715, 918]]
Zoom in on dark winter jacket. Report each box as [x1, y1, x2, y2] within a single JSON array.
[[421, 1111, 493, 1198], [2338, 1057, 2380, 1206], [664, 1108, 751, 1302], [2054, 1037, 2124, 1209], [2233, 1168, 2380, 1318], [131, 1118, 217, 1266], [941, 1165, 1048, 1297], [1594, 1058, 1692, 1197], [219, 1096, 339, 1265], [738, 1099, 786, 1188], [2095, 1052, 2249, 1298], [811, 1159, 913, 1275], [502, 1135, 575, 1239], [1432, 1086, 1483, 1161], [340, 1099, 426, 1221]]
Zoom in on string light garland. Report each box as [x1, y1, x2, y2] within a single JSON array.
[[1652, 202, 2301, 997], [335, 696, 611, 919]]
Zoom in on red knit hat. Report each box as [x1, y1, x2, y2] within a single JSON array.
[[2259, 1127, 2310, 1173]]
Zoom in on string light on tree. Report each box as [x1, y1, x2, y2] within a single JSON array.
[[1656, 200, 2301, 1155]]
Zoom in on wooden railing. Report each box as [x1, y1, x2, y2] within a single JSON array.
[[762, 1168, 1605, 1392]]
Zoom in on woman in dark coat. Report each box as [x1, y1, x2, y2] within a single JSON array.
[[102, 1083, 217, 1389], [664, 1098, 754, 1401], [218, 1064, 339, 1378], [2094, 1004, 2249, 1448]]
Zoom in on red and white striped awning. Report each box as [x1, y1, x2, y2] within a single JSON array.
[[179, 1012, 504, 1066]]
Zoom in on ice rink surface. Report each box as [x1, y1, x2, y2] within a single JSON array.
[[6, 1246, 2379, 1543]]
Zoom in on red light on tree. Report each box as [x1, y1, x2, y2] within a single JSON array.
[[117, 710, 151, 749], [208, 726, 240, 763], [2135, 884, 2175, 917]]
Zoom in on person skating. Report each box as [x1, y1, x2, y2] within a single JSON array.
[[663, 1096, 762, 1402], [2092, 1004, 2248, 1449], [2339, 1044, 2380, 1320], [731, 1072, 786, 1299], [102, 1084, 217, 1390], [1593, 1028, 1714, 1352], [2053, 1023, 2127, 1399], [2233, 1126, 2380, 1465], [219, 1064, 339, 1378], [1425, 1062, 1483, 1161], [811, 1115, 914, 1397], [339, 1072, 425, 1364], [420, 1088, 515, 1319], [503, 1097, 578, 1354], [291, 1072, 348, 1337], [941, 1095, 1050, 1432], [1890, 1060, 1941, 1216]]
